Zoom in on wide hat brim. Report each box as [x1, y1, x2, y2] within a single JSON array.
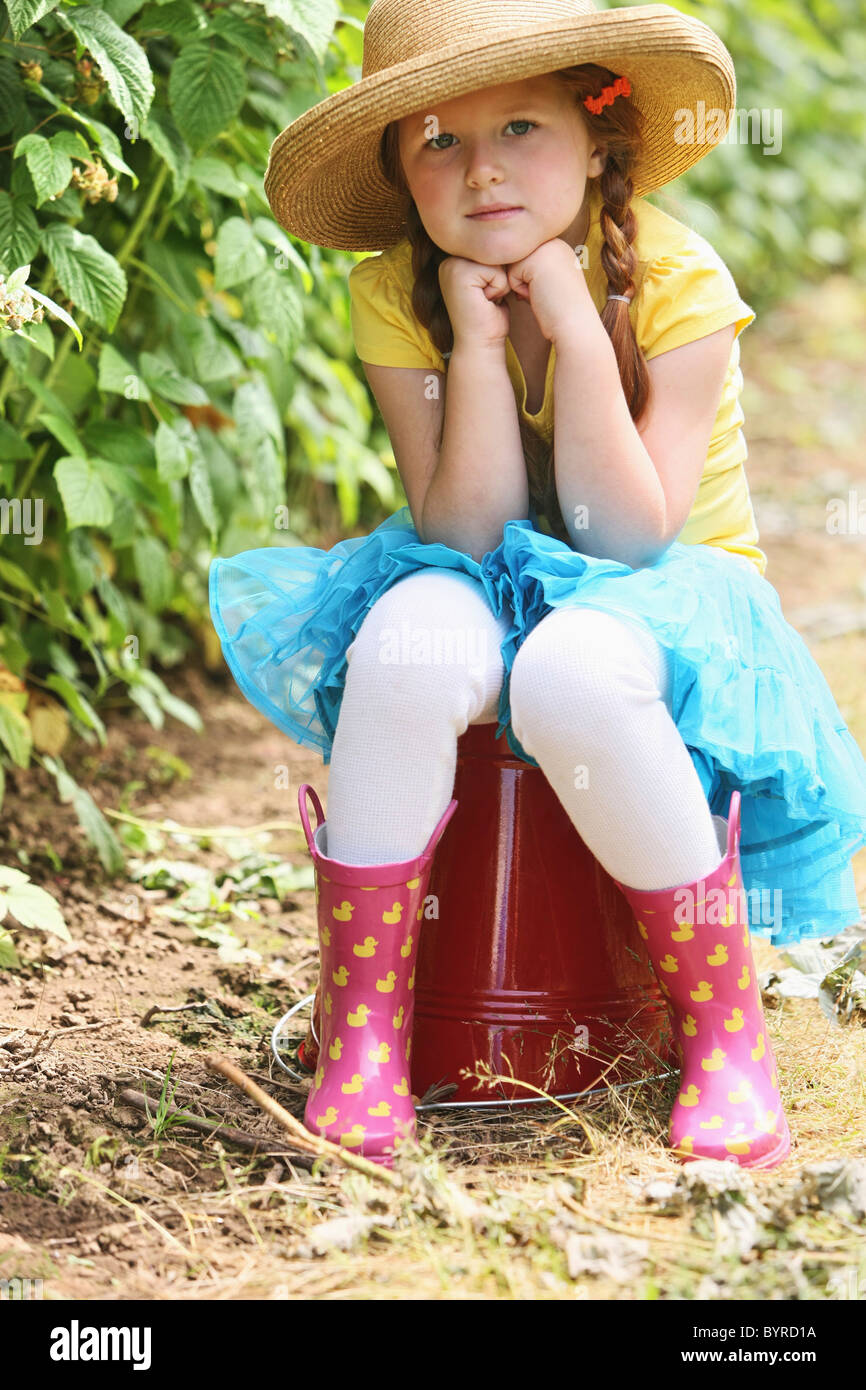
[[264, 4, 736, 252]]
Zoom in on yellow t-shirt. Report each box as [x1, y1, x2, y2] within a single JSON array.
[[347, 180, 766, 575]]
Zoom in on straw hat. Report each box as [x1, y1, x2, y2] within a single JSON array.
[[264, 0, 736, 252]]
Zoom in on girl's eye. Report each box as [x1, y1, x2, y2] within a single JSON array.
[[426, 119, 537, 150]]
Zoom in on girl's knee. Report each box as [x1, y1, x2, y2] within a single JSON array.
[[343, 570, 505, 719], [510, 606, 664, 742]]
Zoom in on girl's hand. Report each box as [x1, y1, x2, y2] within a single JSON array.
[[505, 238, 592, 344], [438, 256, 511, 351]]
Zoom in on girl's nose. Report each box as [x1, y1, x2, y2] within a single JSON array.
[[464, 139, 505, 187]]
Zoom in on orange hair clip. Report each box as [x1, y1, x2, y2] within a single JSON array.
[[584, 75, 631, 116]]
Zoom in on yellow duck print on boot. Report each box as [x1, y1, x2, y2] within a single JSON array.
[[375, 972, 397, 993], [368, 1101, 391, 1117], [400, 935, 413, 959], [751, 1032, 765, 1061], [392, 1004, 404, 1030], [393, 1077, 410, 1096], [699, 1115, 724, 1130], [341, 1074, 364, 1094], [682, 1014, 698, 1037], [328, 1037, 343, 1061], [332, 965, 349, 987], [324, 992, 333, 1016], [368, 1041, 391, 1065], [332, 901, 354, 921], [406, 877, 420, 890], [339, 1124, 366, 1148], [354, 936, 378, 957], [706, 943, 728, 966], [724, 1007, 745, 1032], [701, 1048, 727, 1071], [315, 1106, 338, 1127], [659, 953, 678, 973], [690, 980, 713, 1002], [738, 965, 750, 990], [679, 1084, 701, 1107], [348, 1004, 371, 1028], [725, 1138, 751, 1155], [382, 902, 403, 924], [728, 1079, 753, 1103], [671, 921, 694, 942]]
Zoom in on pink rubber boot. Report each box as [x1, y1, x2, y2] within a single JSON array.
[[611, 789, 791, 1169], [298, 784, 458, 1166]]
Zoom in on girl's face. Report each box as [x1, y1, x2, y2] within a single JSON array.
[[397, 75, 607, 264]]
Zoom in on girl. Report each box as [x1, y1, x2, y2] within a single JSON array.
[[210, 0, 866, 1168]]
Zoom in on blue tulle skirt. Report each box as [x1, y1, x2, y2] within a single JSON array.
[[209, 505, 866, 947]]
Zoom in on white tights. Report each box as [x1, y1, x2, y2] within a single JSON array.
[[325, 570, 724, 890]]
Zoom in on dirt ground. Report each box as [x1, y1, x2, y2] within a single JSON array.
[[1, 274, 864, 1301]]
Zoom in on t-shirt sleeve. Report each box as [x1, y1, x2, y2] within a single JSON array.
[[347, 255, 444, 370], [636, 236, 756, 362]]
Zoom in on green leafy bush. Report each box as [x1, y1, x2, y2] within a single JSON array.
[[0, 0, 395, 863]]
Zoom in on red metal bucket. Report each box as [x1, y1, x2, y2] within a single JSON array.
[[411, 723, 675, 1103]]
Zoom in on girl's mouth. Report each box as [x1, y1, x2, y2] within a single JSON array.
[[467, 207, 524, 221]]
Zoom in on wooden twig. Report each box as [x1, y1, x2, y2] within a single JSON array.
[[203, 1053, 403, 1188], [0, 1018, 119, 1035], [117, 1088, 315, 1171]]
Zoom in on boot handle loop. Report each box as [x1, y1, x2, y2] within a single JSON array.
[[298, 783, 324, 856], [726, 788, 741, 860]]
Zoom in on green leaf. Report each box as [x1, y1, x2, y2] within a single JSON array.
[[0, 556, 38, 596], [56, 4, 155, 130], [6, 0, 60, 40], [0, 419, 30, 461], [234, 377, 283, 453], [213, 216, 267, 291], [207, 9, 273, 64], [0, 927, 21, 969], [42, 755, 125, 876], [157, 690, 203, 733], [139, 352, 208, 405], [154, 419, 191, 481], [141, 107, 190, 197], [38, 412, 86, 457], [133, 535, 174, 612], [13, 133, 72, 207], [189, 452, 218, 538], [248, 267, 303, 356], [0, 191, 41, 271], [45, 673, 107, 744], [54, 455, 115, 529], [0, 58, 27, 138], [251, 0, 338, 61], [169, 43, 246, 151], [41, 223, 127, 332], [189, 157, 247, 199], [98, 342, 151, 399], [0, 703, 32, 768], [25, 283, 84, 349], [128, 682, 164, 728], [0, 874, 71, 940]]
